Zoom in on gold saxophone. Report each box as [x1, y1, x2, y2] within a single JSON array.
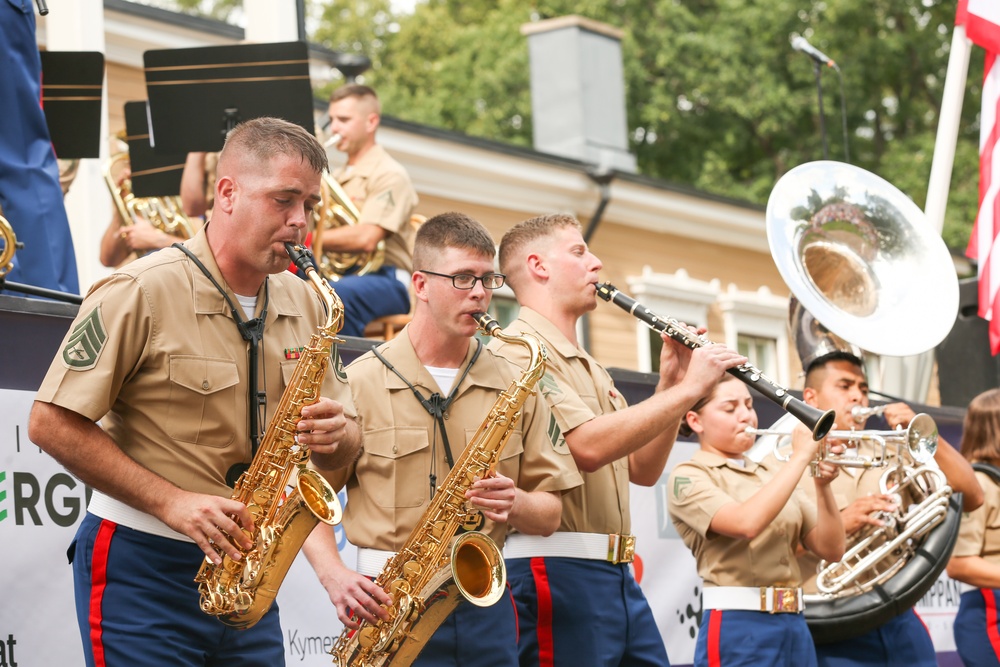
[[195, 243, 345, 629], [330, 313, 547, 666]]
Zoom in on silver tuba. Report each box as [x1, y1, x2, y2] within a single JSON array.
[[765, 161, 963, 644]]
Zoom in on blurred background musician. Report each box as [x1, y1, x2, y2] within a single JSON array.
[[179, 151, 218, 220], [319, 84, 418, 337], [947, 388, 1000, 667], [668, 374, 844, 667], [0, 0, 79, 294], [100, 138, 199, 268]]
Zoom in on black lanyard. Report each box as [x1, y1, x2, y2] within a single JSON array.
[[173, 243, 269, 486], [372, 340, 482, 497]]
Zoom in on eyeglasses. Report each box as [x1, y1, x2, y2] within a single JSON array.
[[418, 269, 506, 290]]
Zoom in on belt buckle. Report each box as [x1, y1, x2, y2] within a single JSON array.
[[765, 587, 800, 614], [608, 534, 636, 564]]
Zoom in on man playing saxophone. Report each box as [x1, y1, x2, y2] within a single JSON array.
[[28, 117, 361, 667], [304, 212, 581, 665], [493, 214, 745, 666], [752, 349, 982, 667], [320, 84, 419, 337]]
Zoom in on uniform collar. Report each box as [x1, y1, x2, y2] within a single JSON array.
[[691, 448, 759, 473], [183, 227, 303, 326], [339, 144, 387, 181], [515, 307, 585, 360], [376, 326, 506, 394]]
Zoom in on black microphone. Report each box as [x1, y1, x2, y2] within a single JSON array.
[[791, 35, 838, 70]]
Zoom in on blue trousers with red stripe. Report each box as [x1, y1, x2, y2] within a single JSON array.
[[954, 588, 1000, 667], [409, 586, 519, 666], [69, 513, 285, 667], [814, 609, 936, 667], [694, 609, 816, 667], [507, 557, 669, 667]]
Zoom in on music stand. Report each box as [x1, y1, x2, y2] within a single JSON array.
[[143, 41, 315, 154], [39, 51, 104, 159], [123, 101, 187, 198]]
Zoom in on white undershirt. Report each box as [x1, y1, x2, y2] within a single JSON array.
[[425, 365, 459, 394], [235, 293, 258, 319]]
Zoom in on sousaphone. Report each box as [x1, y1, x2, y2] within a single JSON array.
[[766, 160, 963, 643]]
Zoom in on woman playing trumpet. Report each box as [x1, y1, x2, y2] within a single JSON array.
[[668, 374, 845, 667], [946, 388, 1000, 666]]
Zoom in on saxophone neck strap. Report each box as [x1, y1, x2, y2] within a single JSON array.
[[371, 339, 483, 471], [173, 243, 270, 478]]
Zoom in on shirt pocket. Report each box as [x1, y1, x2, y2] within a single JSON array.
[[360, 427, 430, 509], [494, 431, 524, 482], [167, 355, 240, 448]]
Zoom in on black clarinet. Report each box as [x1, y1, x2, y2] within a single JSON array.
[[596, 282, 835, 440]]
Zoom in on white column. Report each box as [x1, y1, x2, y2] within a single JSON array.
[[42, 1, 110, 292], [244, 0, 300, 44]]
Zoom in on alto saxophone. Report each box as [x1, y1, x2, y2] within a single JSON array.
[[330, 313, 547, 666], [195, 243, 345, 629]]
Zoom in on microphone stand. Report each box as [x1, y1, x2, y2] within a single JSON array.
[[813, 60, 829, 160]]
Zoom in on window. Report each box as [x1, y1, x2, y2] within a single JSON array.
[[717, 285, 790, 386]]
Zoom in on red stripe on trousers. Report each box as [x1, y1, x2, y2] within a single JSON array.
[[984, 589, 1000, 661], [707, 610, 722, 667], [89, 520, 117, 667], [530, 557, 554, 667]]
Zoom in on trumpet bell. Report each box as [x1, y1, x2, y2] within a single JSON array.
[[766, 161, 958, 357]]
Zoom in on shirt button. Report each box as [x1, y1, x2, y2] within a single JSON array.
[[392, 445, 398, 454], [202, 380, 210, 390], [777, 528, 785, 536], [443, 413, 449, 420], [780, 557, 789, 565]]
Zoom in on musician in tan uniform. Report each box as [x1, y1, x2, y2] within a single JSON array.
[[321, 84, 419, 337], [304, 211, 580, 666], [754, 351, 982, 667], [493, 213, 745, 666], [668, 373, 844, 667], [946, 388, 1000, 666], [28, 117, 361, 667]]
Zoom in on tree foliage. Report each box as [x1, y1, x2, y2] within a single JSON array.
[[161, 0, 986, 254]]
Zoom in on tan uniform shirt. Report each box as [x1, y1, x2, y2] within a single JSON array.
[[335, 144, 418, 272], [952, 468, 1000, 565], [668, 450, 819, 588], [490, 308, 631, 535], [36, 229, 356, 499], [328, 327, 581, 551]]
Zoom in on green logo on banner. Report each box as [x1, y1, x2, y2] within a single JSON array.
[[0, 470, 6, 522], [62, 306, 107, 370]]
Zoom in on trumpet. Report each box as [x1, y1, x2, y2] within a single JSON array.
[[596, 282, 835, 439], [746, 413, 938, 476], [851, 404, 886, 425]]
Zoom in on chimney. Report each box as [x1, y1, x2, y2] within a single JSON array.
[[521, 15, 637, 173]]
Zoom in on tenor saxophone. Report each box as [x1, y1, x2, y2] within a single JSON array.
[[195, 243, 345, 629], [330, 313, 547, 666]]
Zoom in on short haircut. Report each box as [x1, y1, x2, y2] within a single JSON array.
[[219, 116, 327, 175], [960, 388, 1000, 464], [803, 351, 865, 390], [498, 214, 582, 287], [330, 83, 381, 114], [413, 211, 495, 270], [678, 374, 740, 438]]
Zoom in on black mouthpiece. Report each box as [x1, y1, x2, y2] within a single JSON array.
[[472, 312, 500, 334], [284, 243, 314, 274], [595, 282, 615, 302]]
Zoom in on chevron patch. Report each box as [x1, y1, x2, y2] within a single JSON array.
[[547, 413, 568, 454], [673, 476, 692, 500], [62, 306, 108, 370]]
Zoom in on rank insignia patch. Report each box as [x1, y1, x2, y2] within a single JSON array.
[[62, 306, 107, 370]]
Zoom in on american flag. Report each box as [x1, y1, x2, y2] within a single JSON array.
[[961, 0, 1000, 353]]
